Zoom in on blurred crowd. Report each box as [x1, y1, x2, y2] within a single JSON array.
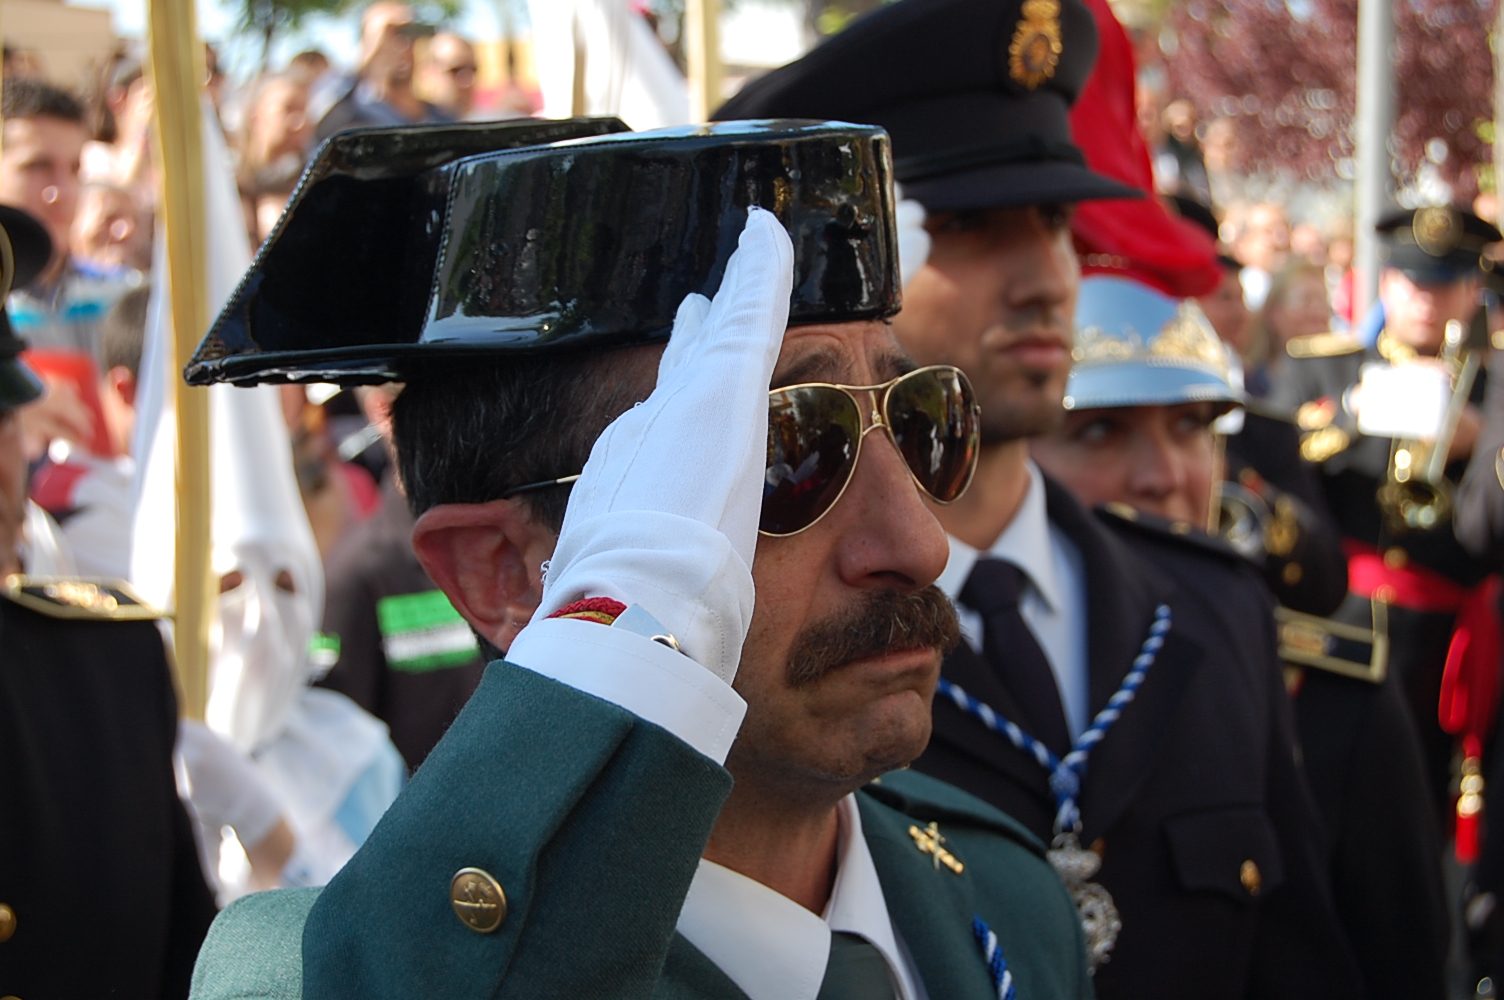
[[5, 2, 1504, 997], [1136, 82, 1501, 407], [0, 0, 542, 909]]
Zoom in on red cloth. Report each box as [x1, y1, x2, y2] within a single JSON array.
[[29, 458, 91, 517], [1067, 0, 1221, 298], [1345, 540, 1503, 861]]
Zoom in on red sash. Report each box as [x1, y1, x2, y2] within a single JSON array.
[[1345, 541, 1503, 861]]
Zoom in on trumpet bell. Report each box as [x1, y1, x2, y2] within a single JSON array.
[[1376, 479, 1453, 534], [1214, 482, 1271, 561]]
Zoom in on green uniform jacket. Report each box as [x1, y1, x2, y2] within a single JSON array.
[[191, 660, 1093, 1000]]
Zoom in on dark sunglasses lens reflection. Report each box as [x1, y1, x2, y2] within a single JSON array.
[[760, 368, 979, 536], [762, 387, 861, 536], [887, 367, 979, 503]]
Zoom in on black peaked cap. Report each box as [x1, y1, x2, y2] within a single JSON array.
[[1376, 206, 1502, 285], [714, 0, 1138, 211]]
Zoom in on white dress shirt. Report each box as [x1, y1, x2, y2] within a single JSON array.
[[935, 461, 1090, 739], [507, 617, 921, 999], [676, 794, 921, 1000]]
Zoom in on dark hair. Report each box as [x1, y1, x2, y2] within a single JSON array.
[[1, 78, 85, 125], [391, 348, 658, 533], [101, 286, 149, 378]]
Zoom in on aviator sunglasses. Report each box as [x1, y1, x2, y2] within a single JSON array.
[[501, 365, 981, 537]]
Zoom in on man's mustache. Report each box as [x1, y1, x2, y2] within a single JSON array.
[[786, 586, 961, 687]]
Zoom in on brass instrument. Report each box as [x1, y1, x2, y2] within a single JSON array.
[[1212, 480, 1270, 561], [1376, 319, 1482, 533]]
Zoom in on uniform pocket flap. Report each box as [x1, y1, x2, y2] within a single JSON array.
[[1164, 807, 1284, 904]]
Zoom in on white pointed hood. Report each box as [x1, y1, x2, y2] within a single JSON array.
[[528, 0, 689, 130], [132, 99, 323, 752]]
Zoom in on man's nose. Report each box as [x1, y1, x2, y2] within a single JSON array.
[[831, 428, 950, 591], [998, 212, 1074, 314], [1127, 429, 1184, 501]]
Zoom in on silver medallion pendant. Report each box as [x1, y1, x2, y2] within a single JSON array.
[[1047, 832, 1121, 972]]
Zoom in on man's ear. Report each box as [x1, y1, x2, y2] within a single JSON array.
[[411, 499, 557, 654], [108, 367, 137, 410]]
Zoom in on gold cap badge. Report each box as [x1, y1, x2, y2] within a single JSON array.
[[1009, 0, 1063, 90], [1413, 206, 1461, 258]]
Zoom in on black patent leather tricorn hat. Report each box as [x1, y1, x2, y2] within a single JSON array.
[[186, 119, 902, 387]]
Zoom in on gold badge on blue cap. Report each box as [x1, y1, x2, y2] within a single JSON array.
[[1010, 0, 1064, 89]]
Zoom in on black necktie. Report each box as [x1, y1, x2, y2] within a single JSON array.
[[816, 932, 899, 1000], [959, 557, 1073, 757]]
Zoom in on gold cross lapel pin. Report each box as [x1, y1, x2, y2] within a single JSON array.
[[908, 821, 964, 874]]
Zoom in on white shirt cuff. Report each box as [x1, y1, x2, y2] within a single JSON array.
[[506, 616, 746, 764]]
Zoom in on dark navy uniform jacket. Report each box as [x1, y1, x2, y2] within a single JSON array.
[[913, 477, 1360, 999], [0, 589, 217, 999], [1271, 342, 1496, 823]]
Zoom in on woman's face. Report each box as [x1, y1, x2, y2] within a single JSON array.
[[1266, 273, 1330, 346], [1030, 402, 1220, 527]]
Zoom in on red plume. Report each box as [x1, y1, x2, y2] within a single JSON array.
[[1068, 0, 1221, 298]]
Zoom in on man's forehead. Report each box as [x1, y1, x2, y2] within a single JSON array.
[[3, 116, 85, 144], [773, 321, 913, 387]]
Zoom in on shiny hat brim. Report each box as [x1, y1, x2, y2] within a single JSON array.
[[901, 156, 1139, 212], [1393, 262, 1481, 286], [0, 355, 45, 410], [1063, 362, 1241, 411], [1381, 242, 1484, 286]]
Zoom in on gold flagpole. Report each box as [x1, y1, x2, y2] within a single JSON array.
[[147, 0, 214, 719], [685, 0, 722, 123]]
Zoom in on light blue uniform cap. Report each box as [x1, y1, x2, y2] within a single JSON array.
[[1065, 275, 1241, 411]]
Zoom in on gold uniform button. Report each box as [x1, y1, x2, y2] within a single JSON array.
[[1240, 860, 1262, 896], [1383, 547, 1408, 569], [0, 902, 14, 943], [451, 868, 507, 934], [1281, 562, 1304, 585]]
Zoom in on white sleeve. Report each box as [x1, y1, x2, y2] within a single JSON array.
[[505, 616, 746, 765]]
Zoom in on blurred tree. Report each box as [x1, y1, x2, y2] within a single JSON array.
[[1162, 0, 1495, 201]]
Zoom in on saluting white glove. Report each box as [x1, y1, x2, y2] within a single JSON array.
[[527, 207, 795, 685]]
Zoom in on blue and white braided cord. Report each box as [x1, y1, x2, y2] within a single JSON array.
[[939, 604, 1171, 832], [972, 916, 1017, 1000]]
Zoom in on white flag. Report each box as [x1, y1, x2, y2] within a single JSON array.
[[130, 99, 323, 752], [528, 0, 690, 130]]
